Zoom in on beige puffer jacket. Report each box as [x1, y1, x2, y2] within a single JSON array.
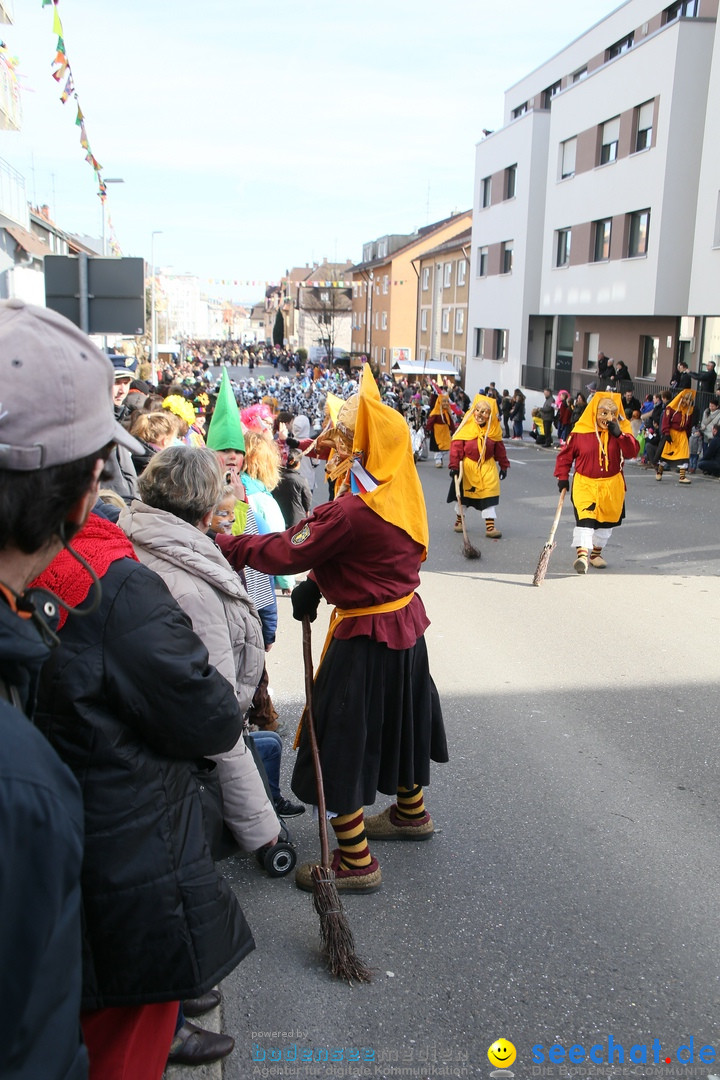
[[118, 500, 279, 850]]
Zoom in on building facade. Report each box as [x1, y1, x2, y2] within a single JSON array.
[[466, 0, 720, 402], [350, 212, 472, 375], [414, 228, 471, 384]]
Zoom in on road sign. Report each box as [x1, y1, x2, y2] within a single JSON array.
[[45, 255, 145, 335]]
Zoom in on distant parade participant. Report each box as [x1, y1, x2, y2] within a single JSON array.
[[554, 393, 638, 574], [656, 388, 696, 484], [425, 391, 456, 468], [448, 394, 509, 540]]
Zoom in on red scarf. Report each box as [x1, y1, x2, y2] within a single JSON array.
[[32, 512, 138, 628]]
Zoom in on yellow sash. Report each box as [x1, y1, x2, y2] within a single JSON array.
[[293, 592, 414, 748]]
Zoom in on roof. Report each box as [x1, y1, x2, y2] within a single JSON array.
[[416, 227, 473, 261], [5, 224, 52, 259], [350, 210, 472, 274]]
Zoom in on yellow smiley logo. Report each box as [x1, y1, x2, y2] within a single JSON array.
[[488, 1039, 516, 1068]]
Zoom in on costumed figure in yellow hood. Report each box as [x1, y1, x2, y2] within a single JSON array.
[[554, 392, 639, 574], [657, 388, 695, 484], [449, 395, 510, 540], [215, 364, 448, 894], [425, 390, 457, 467]]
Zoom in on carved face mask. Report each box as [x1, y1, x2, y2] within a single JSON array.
[[596, 398, 619, 430], [473, 403, 492, 427]]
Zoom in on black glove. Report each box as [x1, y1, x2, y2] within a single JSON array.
[[558, 479, 570, 492], [665, 432, 672, 443], [499, 469, 507, 481], [449, 468, 459, 478], [291, 579, 322, 623], [607, 420, 621, 438]]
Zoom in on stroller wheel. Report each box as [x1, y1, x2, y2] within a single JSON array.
[[258, 841, 297, 878]]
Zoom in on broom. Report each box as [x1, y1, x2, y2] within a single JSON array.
[[300, 616, 372, 984], [532, 488, 566, 586], [454, 462, 481, 560]]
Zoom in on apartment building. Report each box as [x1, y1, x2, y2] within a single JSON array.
[[350, 211, 472, 375], [466, 0, 720, 401], [414, 228, 471, 384]]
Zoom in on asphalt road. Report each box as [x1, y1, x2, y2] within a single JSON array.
[[168, 423, 720, 1080]]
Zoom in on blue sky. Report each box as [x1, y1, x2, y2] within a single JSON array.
[[3, 1, 620, 298]]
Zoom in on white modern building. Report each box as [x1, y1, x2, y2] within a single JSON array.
[[466, 0, 720, 402]]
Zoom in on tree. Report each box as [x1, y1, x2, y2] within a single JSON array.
[[273, 308, 285, 347], [301, 286, 351, 365]]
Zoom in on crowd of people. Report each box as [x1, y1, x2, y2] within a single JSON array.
[[3, 305, 718, 1079], [0, 305, 449, 1080]]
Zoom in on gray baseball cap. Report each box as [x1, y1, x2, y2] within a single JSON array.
[[0, 298, 144, 470]]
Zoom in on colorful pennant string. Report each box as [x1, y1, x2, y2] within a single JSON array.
[[41, 0, 120, 252]]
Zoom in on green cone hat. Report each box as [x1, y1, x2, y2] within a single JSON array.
[[206, 369, 245, 451]]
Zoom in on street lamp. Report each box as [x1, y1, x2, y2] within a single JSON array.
[[101, 178, 124, 255], [150, 230, 162, 385]]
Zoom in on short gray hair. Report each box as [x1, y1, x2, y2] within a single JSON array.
[[138, 445, 224, 525]]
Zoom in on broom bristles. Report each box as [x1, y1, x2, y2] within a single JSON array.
[[463, 539, 481, 560], [532, 541, 555, 586], [312, 866, 372, 984]]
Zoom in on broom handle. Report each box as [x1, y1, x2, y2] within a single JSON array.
[[454, 461, 469, 542], [301, 616, 331, 868], [546, 488, 567, 546]]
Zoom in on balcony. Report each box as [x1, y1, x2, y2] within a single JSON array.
[[0, 156, 29, 229], [0, 48, 21, 131]]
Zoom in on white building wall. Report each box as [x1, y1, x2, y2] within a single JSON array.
[[504, 0, 673, 122], [465, 110, 550, 396], [689, 16, 720, 314], [540, 19, 713, 317]]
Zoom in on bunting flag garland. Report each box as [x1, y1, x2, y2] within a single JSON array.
[[41, 0, 120, 251], [198, 278, 406, 288]]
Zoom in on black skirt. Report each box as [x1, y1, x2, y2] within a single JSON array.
[[291, 634, 448, 815]]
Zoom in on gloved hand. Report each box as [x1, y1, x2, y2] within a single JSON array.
[[499, 469, 507, 481], [665, 432, 672, 443], [607, 420, 622, 438], [291, 579, 322, 623], [557, 479, 570, 492], [449, 468, 459, 478]]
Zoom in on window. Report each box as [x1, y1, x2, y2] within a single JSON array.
[[561, 137, 577, 179], [607, 33, 634, 60], [600, 117, 620, 164], [572, 67, 588, 82], [374, 312, 379, 329], [664, 0, 698, 21], [455, 309, 464, 334], [494, 329, 507, 361], [505, 164, 517, 199], [442, 309, 450, 333], [382, 274, 389, 294], [635, 100, 654, 152], [320, 291, 330, 302], [378, 238, 388, 258], [419, 348, 427, 362], [421, 309, 428, 332], [542, 81, 561, 108], [593, 219, 612, 261], [444, 262, 452, 287], [422, 267, 430, 291], [457, 260, 466, 286], [556, 228, 571, 267], [501, 241, 513, 274], [474, 328, 485, 357], [512, 102, 528, 118], [628, 209, 650, 256], [641, 335, 659, 377], [477, 246, 489, 276], [381, 311, 388, 330], [381, 346, 386, 364], [481, 176, 492, 208]]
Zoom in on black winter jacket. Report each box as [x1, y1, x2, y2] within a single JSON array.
[[35, 554, 254, 1010], [0, 594, 87, 1079]]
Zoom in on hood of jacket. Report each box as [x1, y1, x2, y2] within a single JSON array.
[[119, 500, 251, 605]]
